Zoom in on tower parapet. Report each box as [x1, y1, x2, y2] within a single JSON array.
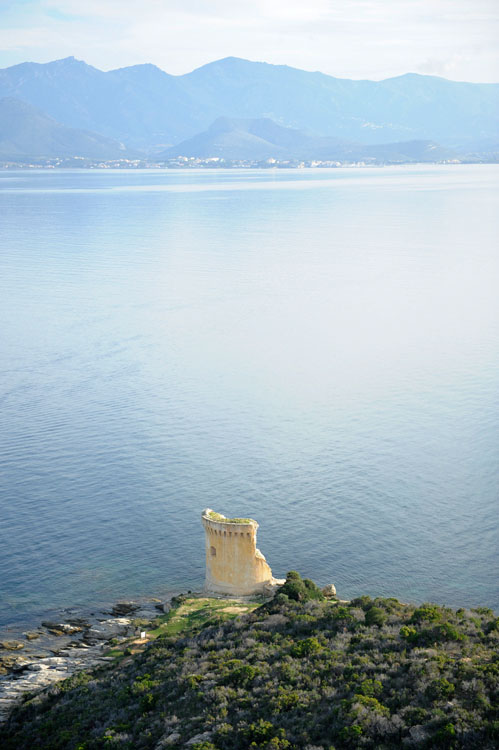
[[202, 508, 275, 595]]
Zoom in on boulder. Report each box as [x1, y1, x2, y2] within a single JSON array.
[[0, 654, 30, 672], [322, 584, 337, 598], [41, 621, 83, 635], [85, 617, 132, 640], [0, 640, 25, 651]]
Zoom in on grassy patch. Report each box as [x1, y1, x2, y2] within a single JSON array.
[[149, 597, 259, 637], [106, 597, 260, 658]]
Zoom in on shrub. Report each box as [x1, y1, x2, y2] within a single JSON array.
[[339, 725, 363, 743], [350, 596, 372, 611], [400, 625, 417, 642], [303, 579, 325, 600], [332, 607, 354, 621], [359, 679, 382, 697], [434, 622, 465, 642], [426, 678, 455, 701], [365, 607, 386, 627], [410, 605, 442, 624], [435, 722, 457, 747], [279, 572, 324, 603], [290, 637, 322, 657]]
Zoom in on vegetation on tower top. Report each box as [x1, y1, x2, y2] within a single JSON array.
[[206, 511, 254, 524]]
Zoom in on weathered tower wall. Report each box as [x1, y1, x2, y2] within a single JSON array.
[[202, 509, 274, 595]]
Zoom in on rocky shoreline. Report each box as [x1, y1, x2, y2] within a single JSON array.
[[0, 596, 173, 724]]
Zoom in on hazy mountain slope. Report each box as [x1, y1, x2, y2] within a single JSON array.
[[0, 56, 497, 151], [165, 116, 458, 162], [0, 97, 126, 159], [164, 116, 348, 160], [164, 117, 289, 159], [106, 63, 201, 147], [0, 58, 111, 132]]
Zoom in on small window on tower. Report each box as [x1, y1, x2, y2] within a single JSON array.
[[210, 546, 216, 557]]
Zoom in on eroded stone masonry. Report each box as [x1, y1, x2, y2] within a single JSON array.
[[202, 509, 281, 595]]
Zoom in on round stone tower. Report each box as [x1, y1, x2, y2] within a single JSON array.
[[201, 508, 274, 595]]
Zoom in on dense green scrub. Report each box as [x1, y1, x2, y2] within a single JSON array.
[[1, 573, 498, 749]]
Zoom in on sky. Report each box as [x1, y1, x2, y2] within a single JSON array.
[[0, 0, 498, 82]]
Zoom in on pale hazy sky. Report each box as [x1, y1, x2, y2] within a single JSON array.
[[0, 0, 498, 82]]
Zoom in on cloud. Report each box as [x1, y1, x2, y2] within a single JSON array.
[[0, 0, 497, 82]]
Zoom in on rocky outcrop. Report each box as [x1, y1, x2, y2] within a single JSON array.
[[322, 584, 337, 598]]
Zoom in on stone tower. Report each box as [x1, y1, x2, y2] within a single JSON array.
[[202, 508, 275, 595]]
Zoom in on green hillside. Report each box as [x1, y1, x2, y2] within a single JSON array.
[[1, 573, 497, 749]]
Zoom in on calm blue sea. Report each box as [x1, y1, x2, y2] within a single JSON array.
[[0, 165, 498, 628]]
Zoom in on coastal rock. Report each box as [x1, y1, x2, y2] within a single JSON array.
[[0, 596, 172, 724], [0, 653, 30, 671], [0, 604, 149, 725], [49, 645, 68, 655], [41, 621, 66, 629], [322, 584, 337, 598], [111, 602, 140, 616], [65, 618, 91, 628], [41, 621, 84, 635], [0, 661, 69, 722], [85, 617, 132, 640], [24, 631, 41, 640], [0, 640, 25, 651]]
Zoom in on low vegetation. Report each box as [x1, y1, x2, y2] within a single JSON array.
[[1, 573, 497, 749], [206, 512, 254, 524]]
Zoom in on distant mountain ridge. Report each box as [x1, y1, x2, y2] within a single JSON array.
[[0, 56, 498, 155]]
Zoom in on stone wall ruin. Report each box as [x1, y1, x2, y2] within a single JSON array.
[[201, 508, 275, 595]]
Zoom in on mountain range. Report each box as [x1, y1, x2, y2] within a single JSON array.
[[0, 55, 498, 161]]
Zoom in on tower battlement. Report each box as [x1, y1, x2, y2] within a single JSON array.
[[201, 508, 275, 595]]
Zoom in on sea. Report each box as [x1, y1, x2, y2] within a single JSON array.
[[1, 164, 498, 631]]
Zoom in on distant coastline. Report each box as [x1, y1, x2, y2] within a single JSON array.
[[2, 157, 498, 170]]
